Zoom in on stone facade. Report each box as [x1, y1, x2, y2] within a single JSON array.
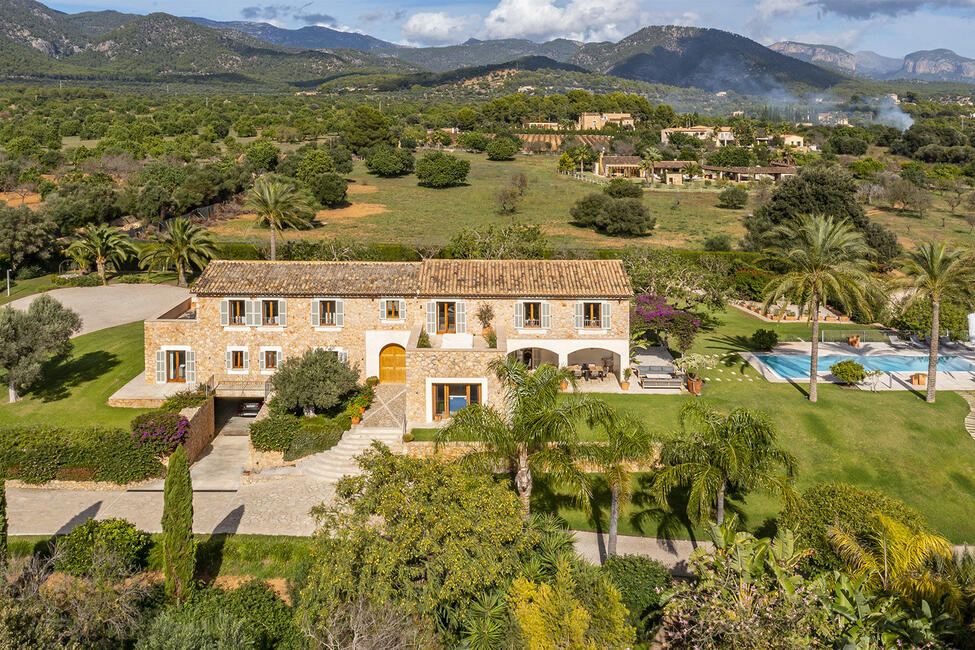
[[144, 261, 632, 424], [180, 397, 216, 463]]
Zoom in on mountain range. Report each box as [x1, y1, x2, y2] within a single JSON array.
[[770, 41, 975, 83], [0, 0, 971, 93]]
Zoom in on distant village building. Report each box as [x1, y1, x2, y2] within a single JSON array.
[[702, 164, 797, 183], [660, 126, 714, 145], [526, 122, 560, 130], [732, 110, 745, 117], [594, 153, 644, 178], [780, 134, 804, 148], [715, 127, 735, 147], [577, 112, 635, 130]]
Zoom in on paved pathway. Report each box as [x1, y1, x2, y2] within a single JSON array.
[[9, 284, 190, 336]]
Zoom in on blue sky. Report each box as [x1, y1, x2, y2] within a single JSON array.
[[48, 0, 975, 54]]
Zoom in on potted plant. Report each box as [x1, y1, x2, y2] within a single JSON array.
[[346, 402, 361, 425], [477, 303, 495, 336], [675, 353, 718, 396], [620, 367, 632, 390]]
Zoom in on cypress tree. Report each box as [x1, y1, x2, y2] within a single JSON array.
[[0, 478, 7, 568], [162, 445, 194, 601]]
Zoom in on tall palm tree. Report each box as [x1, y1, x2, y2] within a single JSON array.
[[243, 176, 313, 261], [763, 215, 878, 402], [652, 401, 797, 526], [139, 218, 217, 287], [586, 413, 657, 557], [640, 147, 662, 186], [828, 513, 960, 613], [64, 223, 136, 286], [898, 242, 975, 403], [437, 357, 610, 518]]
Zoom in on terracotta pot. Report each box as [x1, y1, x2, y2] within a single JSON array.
[[620, 381, 630, 390], [560, 380, 569, 390], [687, 377, 703, 395], [351, 416, 360, 425], [358, 406, 366, 414], [482, 325, 494, 336]]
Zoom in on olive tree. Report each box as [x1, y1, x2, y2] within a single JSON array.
[[271, 348, 359, 416]]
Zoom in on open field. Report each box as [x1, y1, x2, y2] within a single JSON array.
[[0, 321, 150, 428], [208, 152, 746, 250], [416, 307, 975, 542]]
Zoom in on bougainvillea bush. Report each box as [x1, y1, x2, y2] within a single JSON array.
[[631, 295, 701, 353], [130, 411, 189, 456]]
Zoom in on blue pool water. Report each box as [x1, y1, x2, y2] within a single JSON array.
[[756, 354, 975, 378]]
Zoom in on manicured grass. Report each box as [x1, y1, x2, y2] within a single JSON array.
[[0, 321, 151, 428], [0, 274, 58, 307], [209, 153, 740, 250], [416, 307, 975, 542]]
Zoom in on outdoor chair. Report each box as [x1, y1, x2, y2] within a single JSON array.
[[909, 335, 927, 350], [888, 335, 908, 350]]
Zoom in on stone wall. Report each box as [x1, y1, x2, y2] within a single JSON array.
[[403, 441, 660, 473], [180, 397, 215, 463], [404, 348, 504, 422]]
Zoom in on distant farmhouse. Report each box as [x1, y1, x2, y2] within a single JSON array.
[[577, 112, 635, 130]]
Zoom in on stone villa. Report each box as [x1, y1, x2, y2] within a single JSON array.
[[141, 259, 632, 424]]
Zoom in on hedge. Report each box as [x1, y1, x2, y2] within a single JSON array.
[[249, 412, 348, 461], [249, 413, 301, 452], [56, 518, 152, 575], [160, 388, 210, 413], [603, 554, 672, 640], [0, 425, 164, 484]]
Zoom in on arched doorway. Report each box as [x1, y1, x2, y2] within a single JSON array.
[[379, 344, 406, 383]]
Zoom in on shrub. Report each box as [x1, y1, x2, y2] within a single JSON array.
[[364, 146, 414, 177], [703, 233, 733, 251], [782, 482, 927, 571], [417, 329, 431, 348], [485, 138, 518, 161], [53, 273, 101, 288], [0, 425, 164, 484], [750, 328, 779, 350], [603, 177, 642, 198], [416, 152, 470, 188], [138, 611, 255, 650], [603, 554, 672, 640], [271, 348, 360, 417], [717, 185, 748, 209], [15, 265, 45, 280], [486, 330, 497, 348], [366, 376, 379, 387], [307, 172, 348, 207], [570, 192, 654, 236], [402, 432, 415, 443], [730, 269, 773, 301], [830, 359, 866, 384], [458, 132, 489, 152], [130, 411, 189, 456], [160, 388, 209, 413], [284, 415, 348, 461], [56, 518, 151, 575], [250, 413, 301, 452]]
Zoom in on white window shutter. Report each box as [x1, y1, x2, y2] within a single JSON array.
[[456, 301, 466, 333], [379, 299, 386, 320], [513, 302, 524, 329], [185, 351, 196, 383], [335, 300, 344, 327], [574, 303, 584, 329], [602, 301, 611, 329], [259, 350, 266, 371], [541, 302, 551, 329], [155, 350, 166, 383], [245, 300, 257, 326], [339, 351, 349, 364], [279, 299, 287, 327], [311, 299, 318, 326], [226, 350, 232, 370], [243, 349, 250, 370], [426, 301, 436, 332], [399, 299, 406, 319], [219, 300, 229, 326]]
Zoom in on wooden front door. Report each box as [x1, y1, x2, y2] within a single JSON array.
[[379, 344, 406, 383]]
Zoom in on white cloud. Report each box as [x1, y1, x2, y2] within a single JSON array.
[[790, 27, 867, 49], [481, 0, 642, 41], [401, 11, 475, 45]]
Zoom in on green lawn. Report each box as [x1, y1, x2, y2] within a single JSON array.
[[0, 321, 150, 428], [209, 153, 741, 250], [415, 307, 975, 542], [0, 275, 58, 307]]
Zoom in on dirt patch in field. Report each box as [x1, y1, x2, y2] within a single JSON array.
[[314, 203, 388, 223], [214, 575, 291, 604], [0, 191, 42, 208], [346, 183, 378, 195]]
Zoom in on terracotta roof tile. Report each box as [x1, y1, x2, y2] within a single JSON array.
[[192, 259, 632, 299]]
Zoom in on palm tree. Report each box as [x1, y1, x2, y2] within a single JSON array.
[[897, 242, 975, 403], [586, 413, 657, 557], [652, 401, 797, 526], [640, 147, 662, 186], [828, 513, 960, 613], [64, 223, 136, 286], [243, 176, 313, 261], [763, 215, 878, 402], [139, 218, 217, 287], [437, 357, 610, 518]]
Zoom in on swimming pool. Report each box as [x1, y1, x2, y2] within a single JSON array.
[[755, 354, 975, 379]]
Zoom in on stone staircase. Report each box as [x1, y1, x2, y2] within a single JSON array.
[[295, 425, 403, 481]]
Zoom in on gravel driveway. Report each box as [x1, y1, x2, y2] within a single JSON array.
[[8, 284, 190, 336]]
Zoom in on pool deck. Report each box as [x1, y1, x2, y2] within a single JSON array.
[[744, 341, 975, 392]]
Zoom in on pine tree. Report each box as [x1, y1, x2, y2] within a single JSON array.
[[162, 446, 194, 601]]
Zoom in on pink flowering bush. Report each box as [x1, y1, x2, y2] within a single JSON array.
[[631, 294, 701, 353], [130, 411, 189, 456]]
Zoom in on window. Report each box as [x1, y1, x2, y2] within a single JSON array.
[[231, 350, 245, 369], [167, 350, 185, 382], [432, 383, 481, 420], [583, 302, 602, 328], [319, 300, 337, 326], [229, 299, 246, 325], [264, 350, 278, 370], [262, 300, 279, 326], [384, 299, 402, 320], [523, 301, 542, 328], [437, 302, 456, 334]]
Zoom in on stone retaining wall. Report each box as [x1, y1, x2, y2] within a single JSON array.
[[180, 397, 216, 463], [402, 441, 659, 473]]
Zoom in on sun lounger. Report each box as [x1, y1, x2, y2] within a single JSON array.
[[888, 335, 908, 350], [940, 336, 962, 350], [909, 335, 927, 350]]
